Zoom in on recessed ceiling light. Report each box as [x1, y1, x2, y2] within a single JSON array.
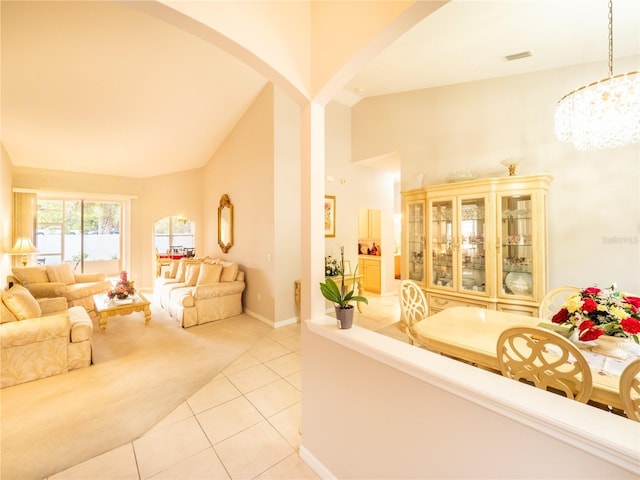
[[354, 87, 365, 94], [504, 51, 532, 62]]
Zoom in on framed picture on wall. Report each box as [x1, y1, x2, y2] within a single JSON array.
[[324, 195, 336, 237]]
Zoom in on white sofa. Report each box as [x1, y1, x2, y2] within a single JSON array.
[[1, 285, 93, 388], [8, 263, 111, 320], [154, 257, 245, 328]]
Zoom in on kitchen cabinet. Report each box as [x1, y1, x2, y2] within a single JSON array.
[[358, 257, 381, 293], [358, 209, 381, 239], [402, 174, 551, 315]]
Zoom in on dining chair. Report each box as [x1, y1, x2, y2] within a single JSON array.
[[538, 286, 580, 320], [497, 326, 593, 403], [619, 357, 640, 422], [399, 280, 428, 345], [155, 248, 171, 277]]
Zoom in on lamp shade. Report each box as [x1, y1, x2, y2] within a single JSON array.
[[9, 237, 38, 254]]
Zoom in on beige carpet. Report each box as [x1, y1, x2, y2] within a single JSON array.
[[0, 300, 271, 480]]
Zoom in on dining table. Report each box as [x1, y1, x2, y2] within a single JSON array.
[[413, 306, 640, 411]]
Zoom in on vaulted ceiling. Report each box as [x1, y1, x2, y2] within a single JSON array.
[[2, 0, 639, 178]]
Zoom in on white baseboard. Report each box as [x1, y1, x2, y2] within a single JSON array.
[[244, 309, 298, 329], [299, 445, 335, 480]]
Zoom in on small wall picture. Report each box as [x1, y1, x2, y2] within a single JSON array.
[[324, 195, 336, 237]]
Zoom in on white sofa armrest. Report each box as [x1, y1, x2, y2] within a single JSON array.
[[0, 314, 69, 349], [68, 306, 93, 343]]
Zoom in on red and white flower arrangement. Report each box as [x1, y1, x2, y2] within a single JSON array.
[[551, 284, 640, 343]]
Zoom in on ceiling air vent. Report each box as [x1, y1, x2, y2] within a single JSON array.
[[504, 51, 532, 62]]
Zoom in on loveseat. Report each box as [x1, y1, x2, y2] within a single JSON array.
[[8, 263, 111, 320], [154, 257, 245, 328], [1, 285, 93, 388]]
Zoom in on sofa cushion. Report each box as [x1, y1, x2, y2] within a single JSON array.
[[175, 260, 188, 283], [46, 263, 76, 285], [2, 285, 42, 320], [1, 301, 18, 324], [196, 263, 222, 285], [169, 260, 179, 278], [12, 266, 49, 285], [62, 281, 112, 302], [185, 263, 201, 287], [220, 262, 239, 282]]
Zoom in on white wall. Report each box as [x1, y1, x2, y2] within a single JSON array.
[[351, 57, 640, 292], [301, 320, 640, 479], [324, 101, 397, 295]]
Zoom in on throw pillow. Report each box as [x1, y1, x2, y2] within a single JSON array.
[[169, 260, 179, 278], [12, 266, 49, 285], [184, 263, 201, 287], [175, 260, 188, 283], [1, 285, 42, 320], [46, 263, 76, 285], [220, 262, 239, 282], [196, 263, 222, 285]]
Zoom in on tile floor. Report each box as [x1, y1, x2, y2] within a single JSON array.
[[48, 293, 405, 480]]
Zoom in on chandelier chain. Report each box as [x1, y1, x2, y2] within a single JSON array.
[[608, 0, 613, 77]]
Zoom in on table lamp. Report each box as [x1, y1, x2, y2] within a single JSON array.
[[9, 237, 38, 267]]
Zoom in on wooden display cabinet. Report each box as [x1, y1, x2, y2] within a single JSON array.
[[400, 189, 426, 286], [402, 174, 551, 315]]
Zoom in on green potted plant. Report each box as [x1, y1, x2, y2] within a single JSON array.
[[319, 247, 368, 329]]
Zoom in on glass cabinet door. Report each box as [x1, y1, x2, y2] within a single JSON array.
[[407, 201, 425, 283], [458, 197, 486, 293], [430, 199, 454, 288], [500, 194, 533, 298]]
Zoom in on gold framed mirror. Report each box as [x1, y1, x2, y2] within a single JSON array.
[[218, 194, 233, 253]]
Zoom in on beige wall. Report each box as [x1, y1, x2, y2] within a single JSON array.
[[1, 145, 14, 282], [203, 84, 275, 322], [203, 84, 302, 325], [301, 321, 639, 479], [351, 56, 640, 292], [274, 88, 302, 324], [134, 168, 205, 288], [4, 83, 300, 326], [10, 166, 204, 289]]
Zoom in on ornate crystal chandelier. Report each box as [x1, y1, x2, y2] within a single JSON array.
[[554, 0, 640, 150]]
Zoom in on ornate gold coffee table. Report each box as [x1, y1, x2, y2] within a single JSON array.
[[93, 292, 151, 333]]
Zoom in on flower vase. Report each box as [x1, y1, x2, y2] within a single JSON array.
[[335, 305, 354, 329], [592, 335, 628, 360]]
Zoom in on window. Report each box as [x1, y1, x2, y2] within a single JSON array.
[[154, 216, 194, 254], [37, 198, 122, 271]]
